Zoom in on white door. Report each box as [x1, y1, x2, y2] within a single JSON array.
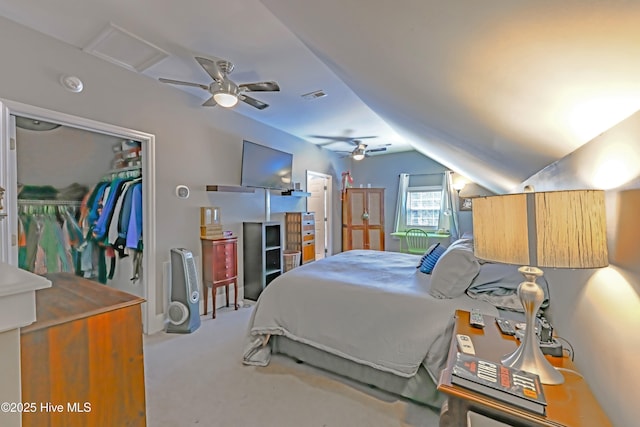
[[306, 171, 332, 259], [0, 114, 17, 265]]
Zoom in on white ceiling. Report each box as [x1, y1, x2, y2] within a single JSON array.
[[1, 0, 640, 192]]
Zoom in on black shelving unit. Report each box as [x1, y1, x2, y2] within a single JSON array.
[[243, 221, 283, 300]]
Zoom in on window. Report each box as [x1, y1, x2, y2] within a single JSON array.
[[406, 186, 442, 229]]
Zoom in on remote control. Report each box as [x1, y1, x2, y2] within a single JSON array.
[[469, 309, 485, 328], [456, 334, 476, 355], [496, 318, 516, 336]]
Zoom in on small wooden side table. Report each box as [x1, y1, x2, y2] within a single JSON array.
[[438, 310, 612, 427], [201, 237, 238, 318]]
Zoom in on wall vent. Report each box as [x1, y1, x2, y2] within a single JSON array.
[[301, 90, 327, 100]]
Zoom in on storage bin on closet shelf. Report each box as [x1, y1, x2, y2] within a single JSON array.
[[112, 140, 141, 170]]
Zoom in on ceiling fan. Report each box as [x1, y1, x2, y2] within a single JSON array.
[[159, 56, 280, 110], [338, 141, 390, 160], [310, 134, 378, 147]]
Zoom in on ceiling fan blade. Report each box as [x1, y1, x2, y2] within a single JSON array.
[[195, 56, 225, 81], [239, 81, 280, 92], [239, 94, 269, 110], [367, 147, 388, 153], [159, 78, 208, 90], [309, 135, 378, 145], [202, 96, 218, 107]]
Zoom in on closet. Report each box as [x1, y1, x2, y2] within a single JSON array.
[[14, 117, 144, 298]]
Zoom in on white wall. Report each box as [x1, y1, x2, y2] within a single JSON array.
[[0, 16, 347, 326], [16, 126, 116, 188], [521, 111, 640, 427]]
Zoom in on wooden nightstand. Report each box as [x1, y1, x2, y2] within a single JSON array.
[[201, 237, 238, 319], [438, 310, 612, 427]]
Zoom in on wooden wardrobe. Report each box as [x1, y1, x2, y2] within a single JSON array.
[[342, 188, 385, 251]]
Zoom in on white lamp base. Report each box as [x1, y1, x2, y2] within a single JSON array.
[[501, 266, 564, 385]]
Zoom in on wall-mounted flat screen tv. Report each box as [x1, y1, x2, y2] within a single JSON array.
[[241, 140, 293, 190]]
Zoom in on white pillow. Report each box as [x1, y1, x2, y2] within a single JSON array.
[[428, 239, 480, 298]]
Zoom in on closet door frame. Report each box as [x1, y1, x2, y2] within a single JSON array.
[[306, 170, 333, 259], [0, 98, 160, 334]]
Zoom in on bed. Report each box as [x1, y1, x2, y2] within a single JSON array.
[[243, 239, 547, 408]]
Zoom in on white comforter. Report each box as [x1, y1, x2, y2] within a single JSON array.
[[243, 250, 499, 380]]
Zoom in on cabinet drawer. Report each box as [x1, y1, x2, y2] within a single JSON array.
[[212, 253, 234, 268], [302, 242, 315, 264], [303, 232, 315, 242], [213, 243, 234, 257], [213, 271, 237, 283], [302, 213, 314, 222], [213, 268, 236, 281]]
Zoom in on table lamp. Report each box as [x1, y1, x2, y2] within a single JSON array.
[[472, 189, 608, 384]]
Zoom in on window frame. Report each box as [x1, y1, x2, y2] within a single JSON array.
[[404, 185, 443, 230]]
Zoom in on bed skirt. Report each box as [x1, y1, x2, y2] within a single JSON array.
[[271, 335, 446, 409]]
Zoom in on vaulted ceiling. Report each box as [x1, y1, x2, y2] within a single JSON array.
[[2, 0, 640, 192]]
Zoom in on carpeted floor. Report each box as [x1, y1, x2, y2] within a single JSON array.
[[144, 303, 441, 427]]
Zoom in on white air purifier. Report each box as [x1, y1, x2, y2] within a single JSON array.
[[166, 248, 201, 333]]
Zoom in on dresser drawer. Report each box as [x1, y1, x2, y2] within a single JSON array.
[[302, 241, 315, 264], [212, 253, 236, 281], [213, 242, 235, 257]]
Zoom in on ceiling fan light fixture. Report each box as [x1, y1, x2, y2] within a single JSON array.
[[352, 147, 366, 161], [213, 91, 238, 107]]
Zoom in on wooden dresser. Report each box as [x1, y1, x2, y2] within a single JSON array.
[[20, 273, 146, 427], [201, 237, 238, 318], [285, 211, 316, 264]]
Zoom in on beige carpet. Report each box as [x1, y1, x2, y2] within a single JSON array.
[[144, 303, 441, 427]]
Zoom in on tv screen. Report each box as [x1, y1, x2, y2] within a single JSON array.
[[241, 140, 293, 190]]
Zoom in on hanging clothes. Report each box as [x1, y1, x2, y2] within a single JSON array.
[[78, 173, 143, 284], [17, 202, 83, 275]]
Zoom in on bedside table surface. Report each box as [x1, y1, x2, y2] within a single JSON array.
[[438, 310, 612, 427]]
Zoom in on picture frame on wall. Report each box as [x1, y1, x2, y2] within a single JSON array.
[[459, 196, 473, 211]]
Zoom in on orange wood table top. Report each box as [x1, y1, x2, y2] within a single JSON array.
[[438, 310, 612, 427]]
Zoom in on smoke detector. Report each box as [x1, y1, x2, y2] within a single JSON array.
[[60, 75, 84, 93]]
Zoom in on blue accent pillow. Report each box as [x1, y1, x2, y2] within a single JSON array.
[[419, 243, 446, 274], [417, 243, 439, 267]]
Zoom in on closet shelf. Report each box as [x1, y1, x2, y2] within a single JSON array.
[[108, 165, 142, 174], [108, 165, 142, 179], [206, 185, 255, 193], [18, 199, 82, 206]]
